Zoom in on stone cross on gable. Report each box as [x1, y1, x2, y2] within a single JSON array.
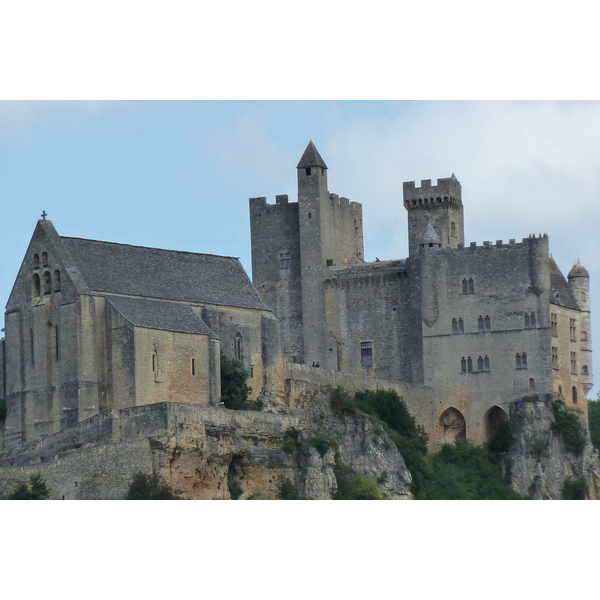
[[41, 210, 47, 220]]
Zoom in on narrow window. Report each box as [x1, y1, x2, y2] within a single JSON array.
[[477, 356, 484, 371], [529, 378, 535, 392], [461, 357, 466, 372], [458, 318, 464, 333], [551, 313, 558, 337], [570, 319, 576, 342], [55, 325, 59, 360], [452, 318, 458, 334], [53, 269, 61, 292], [468, 278, 474, 294], [581, 331, 588, 341], [250, 365, 254, 378], [580, 292, 586, 302], [451, 222, 456, 236], [43, 271, 51, 294], [33, 253, 40, 269], [462, 279, 468, 294], [478, 316, 484, 332], [30, 328, 34, 365], [279, 252, 290, 269], [572, 386, 578, 404], [234, 333, 243, 361], [360, 342, 373, 368], [484, 315, 491, 331], [305, 167, 311, 176], [484, 356, 490, 371], [570, 352, 577, 374], [516, 354, 522, 369], [42, 251, 48, 267], [521, 353, 527, 368], [524, 314, 530, 328], [467, 357, 473, 372], [552, 346, 559, 369], [32, 273, 41, 297], [308, 213, 312, 220], [582, 365, 589, 375], [558, 385, 563, 396], [152, 353, 157, 372], [530, 313, 536, 327], [191, 358, 196, 376]]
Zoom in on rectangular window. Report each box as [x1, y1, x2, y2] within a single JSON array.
[[191, 358, 196, 376], [326, 259, 333, 267], [360, 342, 373, 368], [571, 352, 577, 374], [551, 313, 558, 337], [55, 325, 60, 361], [30, 328, 34, 365], [552, 346, 559, 369], [570, 319, 576, 342], [279, 252, 290, 269]]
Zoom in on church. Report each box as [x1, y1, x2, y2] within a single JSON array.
[[0, 141, 593, 449]]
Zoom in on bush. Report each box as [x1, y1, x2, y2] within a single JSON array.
[[561, 476, 588, 500], [126, 473, 181, 500], [277, 475, 304, 500], [551, 401, 586, 455], [587, 400, 600, 450], [308, 434, 336, 458], [282, 426, 302, 453], [228, 476, 243, 500], [247, 491, 275, 500], [329, 386, 357, 415], [333, 459, 381, 500], [530, 437, 549, 461], [487, 420, 516, 455], [220, 354, 252, 410], [7, 472, 50, 500]]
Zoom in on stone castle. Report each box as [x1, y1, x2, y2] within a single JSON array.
[[0, 141, 593, 454]]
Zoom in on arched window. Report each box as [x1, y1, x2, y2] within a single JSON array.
[[53, 270, 61, 292], [43, 271, 51, 294], [32, 273, 41, 297], [478, 316, 484, 332], [477, 356, 484, 371], [581, 331, 587, 341], [524, 314, 530, 328], [484, 356, 490, 371], [462, 279, 468, 294], [580, 292, 586, 302], [468, 278, 474, 294], [234, 333, 243, 361], [529, 378, 535, 392], [572, 386, 578, 404], [452, 318, 458, 334], [516, 354, 522, 369], [530, 313, 536, 327], [42, 252, 48, 267], [460, 357, 466, 372], [582, 365, 589, 376], [484, 315, 491, 331], [521, 353, 527, 368], [458, 318, 464, 333], [467, 357, 473, 372], [33, 253, 40, 269], [440, 407, 467, 443]]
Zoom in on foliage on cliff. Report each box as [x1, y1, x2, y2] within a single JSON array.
[[126, 473, 182, 500], [550, 400, 586, 455], [588, 399, 600, 449]]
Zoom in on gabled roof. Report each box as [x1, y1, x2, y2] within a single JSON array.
[[105, 295, 218, 337], [549, 257, 579, 310], [61, 236, 270, 311], [297, 140, 328, 169]]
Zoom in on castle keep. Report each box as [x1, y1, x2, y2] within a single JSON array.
[[0, 141, 593, 452], [250, 141, 593, 444]]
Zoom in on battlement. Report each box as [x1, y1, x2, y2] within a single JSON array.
[[328, 192, 362, 212], [249, 195, 298, 210], [450, 233, 548, 251], [403, 174, 462, 207]]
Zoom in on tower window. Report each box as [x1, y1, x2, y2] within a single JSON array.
[[580, 292, 586, 302], [570, 319, 576, 342], [55, 325, 60, 360], [360, 342, 373, 368], [572, 386, 578, 404], [32, 273, 41, 297], [582, 365, 589, 375], [516, 353, 527, 370], [581, 331, 588, 341], [279, 252, 290, 269], [570, 352, 577, 374], [33, 253, 40, 269], [43, 271, 51, 294], [234, 333, 243, 362], [191, 358, 196, 376], [305, 167, 311, 176], [54, 270, 61, 292], [467, 357, 473, 372], [461, 357, 467, 372], [42, 252, 48, 267], [529, 378, 536, 392], [452, 318, 458, 334], [30, 328, 34, 365], [551, 313, 558, 336], [552, 346, 559, 369]]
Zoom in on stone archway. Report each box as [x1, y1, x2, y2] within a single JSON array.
[[484, 405, 508, 442], [440, 407, 466, 444]]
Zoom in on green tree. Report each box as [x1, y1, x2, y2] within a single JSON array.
[[487, 420, 516, 456], [126, 473, 181, 500], [333, 459, 381, 500], [561, 476, 588, 500], [277, 475, 303, 500], [220, 354, 252, 410], [587, 399, 600, 449], [7, 472, 51, 500], [550, 401, 586, 455]]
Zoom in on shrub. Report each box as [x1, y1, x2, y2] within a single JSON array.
[[282, 426, 301, 453], [247, 491, 275, 500], [487, 420, 515, 456], [228, 475, 243, 500], [587, 400, 600, 449], [551, 401, 586, 455], [277, 475, 303, 500], [530, 437, 549, 461], [220, 354, 252, 410], [329, 386, 357, 415], [126, 473, 181, 500], [333, 459, 381, 500], [7, 472, 51, 500], [561, 476, 588, 500], [308, 434, 336, 458]]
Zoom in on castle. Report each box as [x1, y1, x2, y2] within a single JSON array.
[[0, 141, 593, 451]]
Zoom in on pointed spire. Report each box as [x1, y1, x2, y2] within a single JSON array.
[[568, 261, 590, 278], [297, 140, 328, 170], [419, 223, 441, 245]]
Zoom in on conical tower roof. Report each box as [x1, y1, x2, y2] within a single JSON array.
[[419, 223, 441, 245], [297, 140, 328, 169], [568, 261, 589, 278]]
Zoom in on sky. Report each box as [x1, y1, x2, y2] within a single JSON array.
[[1, 100, 599, 396]]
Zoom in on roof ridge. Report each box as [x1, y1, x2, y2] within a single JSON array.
[[61, 236, 241, 260]]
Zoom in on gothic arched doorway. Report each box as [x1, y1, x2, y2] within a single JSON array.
[[440, 407, 466, 444], [484, 405, 508, 442]]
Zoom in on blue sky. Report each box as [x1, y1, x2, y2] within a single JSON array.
[[1, 100, 600, 397]]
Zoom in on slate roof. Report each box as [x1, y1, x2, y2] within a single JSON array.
[[297, 140, 328, 169], [105, 295, 218, 337], [549, 257, 579, 310], [61, 237, 270, 311], [419, 223, 441, 245], [568, 262, 590, 279]]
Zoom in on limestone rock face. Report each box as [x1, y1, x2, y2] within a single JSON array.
[[508, 395, 600, 499], [0, 402, 412, 500]]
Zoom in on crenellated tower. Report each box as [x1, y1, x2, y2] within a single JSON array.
[[403, 174, 464, 257], [569, 262, 593, 395]]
